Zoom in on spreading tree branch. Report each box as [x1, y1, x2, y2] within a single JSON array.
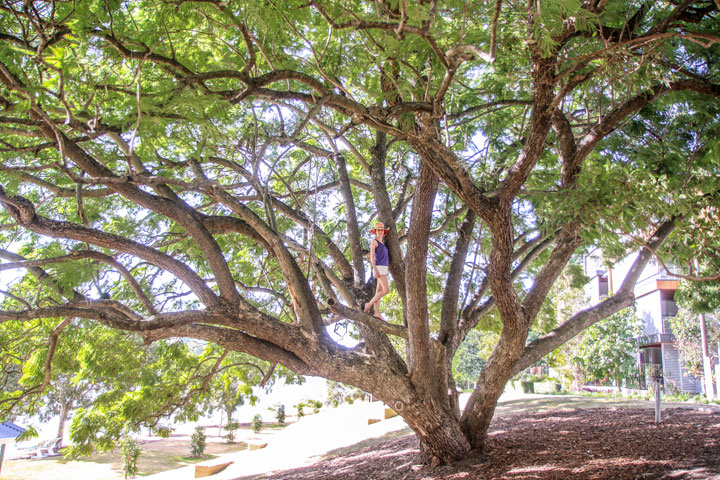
[[513, 217, 678, 374]]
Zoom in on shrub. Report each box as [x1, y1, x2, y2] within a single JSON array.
[[275, 405, 286, 425], [251, 414, 263, 433], [120, 436, 141, 479], [309, 399, 322, 413], [190, 426, 206, 457], [294, 399, 322, 417], [224, 420, 240, 443]]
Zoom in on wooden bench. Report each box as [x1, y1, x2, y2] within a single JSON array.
[[248, 441, 268, 451], [194, 461, 233, 478]]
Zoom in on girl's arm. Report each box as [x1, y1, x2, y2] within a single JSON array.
[[369, 239, 377, 268]]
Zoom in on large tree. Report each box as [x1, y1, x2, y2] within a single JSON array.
[[1, 0, 719, 463]]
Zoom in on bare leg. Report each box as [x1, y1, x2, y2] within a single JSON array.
[[364, 275, 389, 319], [364, 280, 382, 313]]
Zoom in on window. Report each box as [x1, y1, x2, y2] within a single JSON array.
[[598, 275, 609, 298]]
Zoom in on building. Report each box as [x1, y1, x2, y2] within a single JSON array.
[[584, 251, 703, 394], [0, 421, 26, 474]]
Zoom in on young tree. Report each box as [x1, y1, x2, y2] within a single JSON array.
[[251, 414, 263, 434], [452, 330, 494, 390], [1, 0, 719, 464], [275, 404, 286, 425], [190, 426, 207, 457], [120, 436, 142, 479], [223, 419, 241, 443]]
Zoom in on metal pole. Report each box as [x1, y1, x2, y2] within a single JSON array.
[[0, 443, 5, 475], [654, 366, 662, 424], [699, 311, 715, 400], [694, 258, 715, 400]]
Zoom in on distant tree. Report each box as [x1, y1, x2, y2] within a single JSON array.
[[223, 420, 241, 443], [326, 381, 365, 407], [4, 319, 286, 457], [190, 427, 207, 457], [275, 405, 286, 425], [572, 309, 643, 390], [251, 414, 263, 433], [39, 374, 93, 445], [120, 436, 142, 479], [452, 330, 493, 390]]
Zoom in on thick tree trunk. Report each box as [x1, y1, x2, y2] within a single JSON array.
[[461, 322, 529, 448], [329, 353, 470, 464], [391, 392, 472, 464]]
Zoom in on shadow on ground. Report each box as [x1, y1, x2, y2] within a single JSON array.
[[240, 407, 720, 480]]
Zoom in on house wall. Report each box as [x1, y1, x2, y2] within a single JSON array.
[[584, 251, 707, 395], [662, 343, 702, 394], [636, 291, 663, 336]]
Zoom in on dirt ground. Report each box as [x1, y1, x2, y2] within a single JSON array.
[[244, 407, 720, 480]]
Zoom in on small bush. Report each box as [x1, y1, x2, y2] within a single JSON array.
[[120, 436, 141, 479], [190, 426, 207, 457], [294, 399, 322, 417], [275, 405, 286, 425], [224, 420, 240, 443], [251, 414, 263, 433], [309, 399, 322, 413]]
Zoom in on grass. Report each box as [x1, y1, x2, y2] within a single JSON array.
[[494, 394, 656, 417], [76, 438, 242, 475], [2, 436, 249, 480]]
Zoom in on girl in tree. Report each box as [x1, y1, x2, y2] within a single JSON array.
[[364, 221, 391, 320]]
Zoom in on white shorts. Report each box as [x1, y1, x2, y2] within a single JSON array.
[[375, 265, 389, 276]]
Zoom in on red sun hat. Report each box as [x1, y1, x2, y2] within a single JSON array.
[[369, 221, 390, 234]]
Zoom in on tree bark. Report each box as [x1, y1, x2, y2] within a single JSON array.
[[401, 399, 471, 464], [405, 161, 440, 398], [460, 321, 528, 447], [334, 153, 366, 285], [57, 399, 71, 446]]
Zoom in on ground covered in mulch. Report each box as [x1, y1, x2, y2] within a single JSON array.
[[248, 407, 720, 480]]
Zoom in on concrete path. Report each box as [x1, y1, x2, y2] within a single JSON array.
[[144, 401, 409, 480]]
